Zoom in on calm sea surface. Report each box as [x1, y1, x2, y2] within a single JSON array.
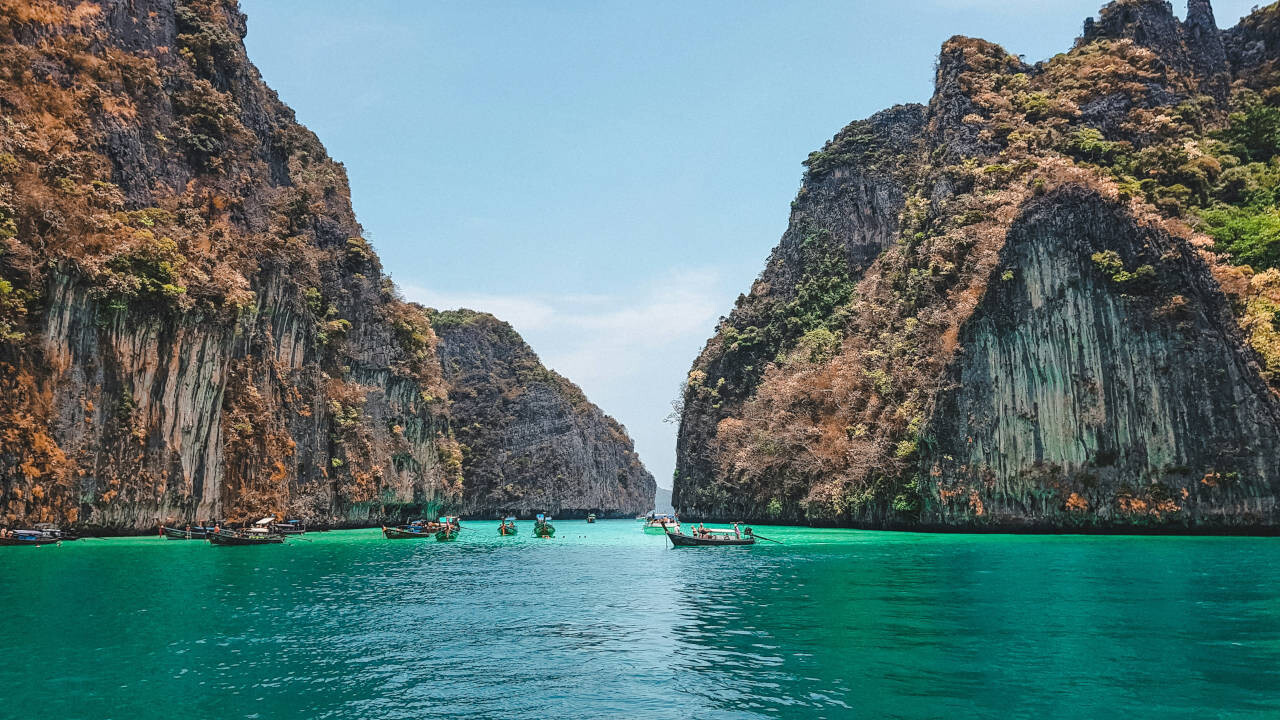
[[1, 521, 1278, 719]]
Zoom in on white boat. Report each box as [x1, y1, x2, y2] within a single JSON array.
[[642, 513, 679, 534]]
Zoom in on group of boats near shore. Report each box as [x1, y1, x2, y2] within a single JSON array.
[[0, 512, 774, 548]]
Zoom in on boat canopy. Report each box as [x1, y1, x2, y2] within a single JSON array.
[[504, 516, 516, 522], [254, 517, 275, 526]]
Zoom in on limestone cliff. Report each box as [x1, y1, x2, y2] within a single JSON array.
[[0, 0, 649, 531], [431, 309, 654, 518], [675, 0, 1280, 531]]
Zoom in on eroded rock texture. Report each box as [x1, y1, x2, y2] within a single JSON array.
[[0, 1, 650, 531], [675, 0, 1280, 531], [432, 310, 654, 518]]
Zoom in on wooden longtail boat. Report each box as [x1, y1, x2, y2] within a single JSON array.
[[665, 527, 755, 547], [207, 529, 285, 546], [382, 525, 436, 539], [271, 520, 306, 535], [0, 530, 58, 546], [533, 513, 555, 538], [498, 518, 518, 536], [435, 527, 458, 542], [33, 523, 77, 541], [586, 514, 596, 523], [162, 525, 213, 540]]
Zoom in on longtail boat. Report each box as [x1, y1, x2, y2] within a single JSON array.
[[33, 523, 77, 541], [207, 528, 285, 546], [586, 513, 596, 524], [665, 526, 755, 547], [533, 513, 555, 538], [0, 529, 58, 546], [161, 525, 213, 540], [642, 513, 679, 534], [384, 516, 459, 540], [498, 518, 518, 536], [271, 520, 306, 535], [382, 524, 436, 539], [435, 526, 459, 542]]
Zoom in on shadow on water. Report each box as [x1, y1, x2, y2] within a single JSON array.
[[1, 524, 1278, 719]]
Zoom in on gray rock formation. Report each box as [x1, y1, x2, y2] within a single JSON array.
[[0, 0, 649, 532], [432, 309, 655, 518], [674, 0, 1280, 531]]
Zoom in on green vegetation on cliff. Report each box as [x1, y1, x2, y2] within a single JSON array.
[[0, 0, 649, 529], [675, 0, 1280, 530]]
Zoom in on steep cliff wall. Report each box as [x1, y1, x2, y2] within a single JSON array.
[[431, 309, 655, 518], [675, 0, 1280, 531], [674, 105, 925, 514], [0, 0, 649, 531], [930, 187, 1280, 528], [0, 0, 462, 531]]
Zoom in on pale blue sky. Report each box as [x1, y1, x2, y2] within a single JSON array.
[[241, 0, 1259, 490]]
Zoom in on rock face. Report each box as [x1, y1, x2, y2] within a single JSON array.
[[654, 486, 673, 514], [431, 310, 655, 518], [0, 0, 649, 531], [675, 0, 1280, 531]]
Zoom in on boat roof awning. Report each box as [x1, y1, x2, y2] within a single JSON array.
[[254, 517, 275, 526]]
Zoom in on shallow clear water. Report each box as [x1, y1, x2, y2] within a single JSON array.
[[2, 521, 1279, 719]]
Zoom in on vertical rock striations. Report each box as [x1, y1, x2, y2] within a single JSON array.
[[0, 1, 651, 531], [675, 1, 1280, 531], [430, 309, 655, 518]]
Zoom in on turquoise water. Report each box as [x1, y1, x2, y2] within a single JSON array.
[[2, 521, 1279, 719]]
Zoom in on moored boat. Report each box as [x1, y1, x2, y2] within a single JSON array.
[[32, 523, 77, 541], [383, 524, 435, 539], [161, 525, 214, 540], [533, 513, 555, 538], [586, 513, 596, 524], [384, 516, 459, 540], [0, 528, 59, 546], [498, 517, 518, 536], [436, 526, 459, 542], [271, 519, 306, 535], [642, 513, 679, 534], [665, 525, 755, 547], [207, 528, 285, 546]]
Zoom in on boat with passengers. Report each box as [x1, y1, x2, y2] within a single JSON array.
[[532, 513, 555, 538], [642, 513, 679, 534], [208, 518, 286, 546], [665, 522, 756, 547], [383, 516, 459, 540]]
